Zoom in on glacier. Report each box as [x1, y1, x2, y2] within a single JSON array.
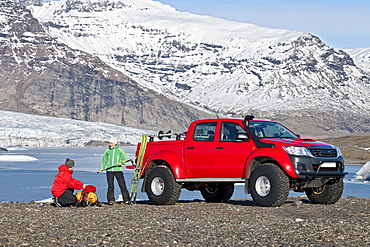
[[0, 110, 154, 147]]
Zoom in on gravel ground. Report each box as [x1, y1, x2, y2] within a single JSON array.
[[1, 197, 369, 246]]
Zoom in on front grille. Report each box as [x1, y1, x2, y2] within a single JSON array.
[[308, 148, 337, 157]]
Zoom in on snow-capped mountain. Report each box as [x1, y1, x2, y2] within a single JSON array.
[[345, 48, 370, 75], [0, 110, 153, 147], [28, 0, 370, 136], [0, 0, 212, 132]]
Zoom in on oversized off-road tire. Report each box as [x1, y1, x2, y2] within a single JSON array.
[[145, 166, 181, 205], [200, 183, 234, 202], [305, 179, 343, 204], [249, 163, 289, 207]]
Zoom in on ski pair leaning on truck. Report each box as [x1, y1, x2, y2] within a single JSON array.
[[134, 115, 347, 207]]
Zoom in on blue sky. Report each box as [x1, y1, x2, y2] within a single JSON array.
[[157, 0, 370, 49]]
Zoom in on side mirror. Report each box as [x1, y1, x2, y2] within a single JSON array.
[[236, 133, 249, 142]]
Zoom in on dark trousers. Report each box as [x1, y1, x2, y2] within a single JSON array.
[[106, 171, 130, 202], [57, 188, 77, 206]]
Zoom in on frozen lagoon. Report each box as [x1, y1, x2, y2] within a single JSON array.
[[0, 147, 369, 202]]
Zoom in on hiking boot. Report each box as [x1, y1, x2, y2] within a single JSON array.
[[53, 198, 62, 207]]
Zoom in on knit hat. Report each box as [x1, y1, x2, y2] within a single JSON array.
[[65, 158, 75, 168], [108, 137, 118, 144]]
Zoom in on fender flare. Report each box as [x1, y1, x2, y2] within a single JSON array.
[[145, 151, 186, 179], [246, 148, 297, 178]]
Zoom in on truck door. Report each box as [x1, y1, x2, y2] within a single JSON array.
[[184, 122, 217, 177], [213, 121, 256, 177]]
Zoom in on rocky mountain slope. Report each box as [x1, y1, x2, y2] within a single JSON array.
[[0, 0, 212, 132], [28, 0, 370, 137]]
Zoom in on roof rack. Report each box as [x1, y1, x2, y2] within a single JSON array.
[[149, 130, 186, 141]]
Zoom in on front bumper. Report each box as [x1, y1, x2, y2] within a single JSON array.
[[289, 155, 347, 180]]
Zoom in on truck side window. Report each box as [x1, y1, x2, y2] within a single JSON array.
[[193, 122, 216, 141], [221, 122, 246, 142]]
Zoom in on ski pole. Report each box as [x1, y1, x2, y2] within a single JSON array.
[[98, 159, 134, 172]]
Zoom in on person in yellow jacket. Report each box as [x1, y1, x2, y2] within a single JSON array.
[[98, 137, 130, 205]]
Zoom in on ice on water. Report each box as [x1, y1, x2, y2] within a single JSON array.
[[0, 155, 38, 162], [351, 161, 370, 182]]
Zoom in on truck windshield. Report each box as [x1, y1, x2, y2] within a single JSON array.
[[249, 121, 297, 138]]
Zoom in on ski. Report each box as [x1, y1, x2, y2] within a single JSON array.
[[129, 135, 148, 204]]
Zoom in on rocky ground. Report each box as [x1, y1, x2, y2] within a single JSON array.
[[1, 197, 369, 246]]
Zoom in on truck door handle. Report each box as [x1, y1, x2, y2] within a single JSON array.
[[187, 147, 195, 149], [216, 147, 223, 149]]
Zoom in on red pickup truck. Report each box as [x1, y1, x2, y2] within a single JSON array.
[[137, 116, 347, 207]]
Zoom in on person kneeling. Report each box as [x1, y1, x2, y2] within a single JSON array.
[[51, 158, 86, 207]]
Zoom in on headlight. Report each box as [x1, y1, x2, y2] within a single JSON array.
[[283, 146, 310, 156], [335, 146, 342, 156]]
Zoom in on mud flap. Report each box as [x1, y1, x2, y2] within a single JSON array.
[[244, 179, 249, 194]]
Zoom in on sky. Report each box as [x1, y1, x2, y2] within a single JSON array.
[[156, 0, 370, 49]]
